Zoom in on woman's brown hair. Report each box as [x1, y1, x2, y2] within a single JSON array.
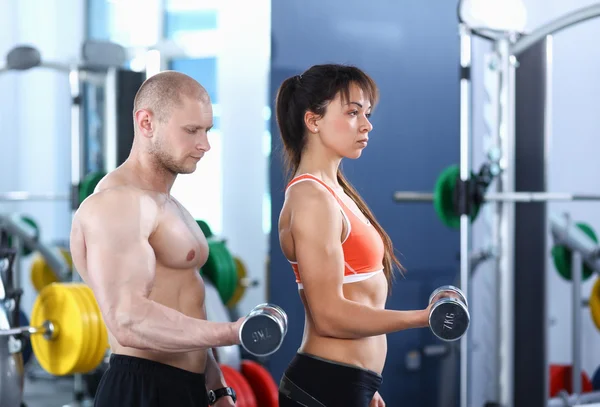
[[274, 64, 404, 291]]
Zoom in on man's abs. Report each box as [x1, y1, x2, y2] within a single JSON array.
[[110, 265, 209, 373]]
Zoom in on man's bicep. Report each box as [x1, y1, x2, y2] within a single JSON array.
[[81, 192, 157, 316]]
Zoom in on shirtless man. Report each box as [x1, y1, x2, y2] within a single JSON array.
[[70, 71, 242, 407]]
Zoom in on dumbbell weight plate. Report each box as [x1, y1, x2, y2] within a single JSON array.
[[429, 298, 470, 342], [429, 285, 468, 307], [239, 304, 287, 357]]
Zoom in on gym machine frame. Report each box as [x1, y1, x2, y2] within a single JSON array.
[[392, 4, 600, 407], [0, 41, 129, 406]]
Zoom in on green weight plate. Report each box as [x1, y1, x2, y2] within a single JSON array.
[[79, 171, 106, 205], [204, 240, 238, 304], [8, 215, 40, 256], [551, 222, 597, 281], [433, 165, 481, 229], [196, 220, 213, 238]]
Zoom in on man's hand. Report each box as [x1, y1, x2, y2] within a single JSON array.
[[369, 391, 385, 407]]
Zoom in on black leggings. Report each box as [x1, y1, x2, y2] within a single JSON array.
[[94, 354, 209, 407], [279, 352, 382, 407]]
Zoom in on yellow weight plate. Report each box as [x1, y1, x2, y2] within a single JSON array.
[[31, 283, 86, 376], [71, 286, 97, 372], [74, 285, 108, 372], [590, 278, 600, 331], [226, 257, 248, 308], [30, 248, 72, 292]]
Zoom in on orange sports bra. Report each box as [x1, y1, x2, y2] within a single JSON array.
[[285, 174, 385, 289]]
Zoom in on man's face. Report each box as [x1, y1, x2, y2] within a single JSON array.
[[150, 97, 213, 174]]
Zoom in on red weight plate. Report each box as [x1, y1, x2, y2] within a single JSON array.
[[549, 364, 593, 397], [220, 364, 247, 407], [241, 360, 279, 407], [221, 364, 257, 407]]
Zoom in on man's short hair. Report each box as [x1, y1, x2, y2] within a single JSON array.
[[133, 71, 210, 124]]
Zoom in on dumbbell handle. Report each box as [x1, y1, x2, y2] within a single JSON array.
[[0, 320, 57, 339]]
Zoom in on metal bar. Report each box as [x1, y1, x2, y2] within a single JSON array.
[[0, 214, 71, 280], [0, 192, 69, 201], [497, 36, 516, 407], [0, 324, 46, 337], [392, 191, 600, 203], [572, 250, 582, 396], [458, 23, 472, 407], [549, 212, 600, 274], [510, 4, 600, 56]]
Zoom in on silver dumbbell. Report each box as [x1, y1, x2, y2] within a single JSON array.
[[428, 285, 470, 342], [239, 303, 288, 357]]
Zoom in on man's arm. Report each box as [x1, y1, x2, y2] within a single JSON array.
[[74, 188, 239, 351], [205, 349, 227, 390], [290, 184, 429, 340]]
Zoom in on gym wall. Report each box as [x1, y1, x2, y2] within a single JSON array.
[[0, 0, 85, 320], [267, 1, 462, 405]]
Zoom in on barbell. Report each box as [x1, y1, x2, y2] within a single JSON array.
[[393, 164, 600, 229], [0, 283, 109, 376]]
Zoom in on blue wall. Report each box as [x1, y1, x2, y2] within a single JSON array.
[[268, 1, 462, 405]]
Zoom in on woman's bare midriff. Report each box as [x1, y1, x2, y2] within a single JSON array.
[[297, 273, 389, 375]]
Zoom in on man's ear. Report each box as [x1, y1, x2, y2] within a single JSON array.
[[134, 108, 154, 138]]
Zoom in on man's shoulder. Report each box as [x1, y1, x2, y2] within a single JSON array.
[[76, 186, 161, 228]]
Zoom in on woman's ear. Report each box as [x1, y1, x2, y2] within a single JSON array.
[[304, 111, 319, 133]]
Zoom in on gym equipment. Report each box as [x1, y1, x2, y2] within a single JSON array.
[[197, 219, 214, 238], [0, 283, 109, 376], [394, 163, 600, 229], [240, 359, 279, 407], [0, 214, 71, 284], [239, 303, 288, 357], [551, 223, 598, 281], [549, 364, 592, 397], [30, 247, 73, 292], [446, 4, 600, 407], [0, 192, 69, 202], [549, 213, 600, 276], [227, 256, 253, 308], [17, 309, 32, 366], [204, 280, 241, 370], [202, 238, 238, 305], [590, 278, 600, 331], [428, 285, 470, 342], [78, 171, 106, 204], [5, 215, 39, 257], [220, 363, 258, 407], [0, 300, 24, 407], [592, 365, 600, 391]]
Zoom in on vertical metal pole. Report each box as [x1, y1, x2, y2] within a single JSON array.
[[104, 67, 118, 172], [69, 67, 84, 216], [69, 66, 85, 402], [497, 37, 516, 407], [572, 250, 582, 395], [459, 23, 472, 407]]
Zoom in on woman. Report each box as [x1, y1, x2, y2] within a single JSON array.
[[275, 64, 432, 407]]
